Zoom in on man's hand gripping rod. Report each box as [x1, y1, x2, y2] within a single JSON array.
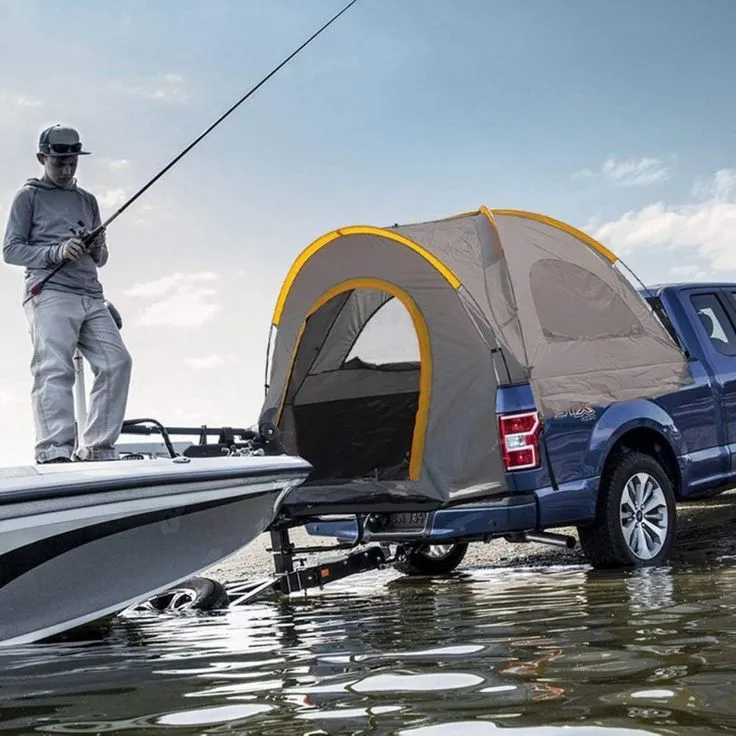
[[30, 222, 106, 295]]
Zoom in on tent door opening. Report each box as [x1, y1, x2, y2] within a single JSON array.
[[278, 283, 428, 484]]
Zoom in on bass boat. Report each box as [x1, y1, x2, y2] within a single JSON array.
[[0, 451, 311, 646]]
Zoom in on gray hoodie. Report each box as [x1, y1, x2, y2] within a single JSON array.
[[2, 177, 108, 302]]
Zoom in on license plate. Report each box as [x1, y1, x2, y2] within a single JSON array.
[[384, 511, 428, 531]]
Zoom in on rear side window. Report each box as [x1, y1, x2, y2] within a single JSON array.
[[645, 296, 681, 347], [690, 293, 736, 356]]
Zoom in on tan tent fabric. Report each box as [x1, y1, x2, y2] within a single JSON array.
[[308, 289, 394, 375], [260, 209, 692, 504], [488, 211, 692, 416]]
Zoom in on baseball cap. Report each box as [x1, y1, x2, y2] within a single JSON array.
[[38, 124, 91, 156]]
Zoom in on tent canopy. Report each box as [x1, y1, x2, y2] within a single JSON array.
[[259, 207, 692, 505]]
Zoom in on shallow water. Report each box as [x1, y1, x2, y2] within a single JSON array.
[[2, 561, 736, 734]]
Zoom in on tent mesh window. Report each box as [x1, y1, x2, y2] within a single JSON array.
[[529, 259, 643, 341], [290, 295, 420, 482]]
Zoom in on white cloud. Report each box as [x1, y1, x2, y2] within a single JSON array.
[[186, 354, 225, 370], [13, 95, 41, 109], [124, 272, 221, 328], [138, 288, 221, 328], [92, 193, 171, 225], [0, 390, 22, 406], [592, 169, 736, 272], [131, 202, 171, 227], [575, 156, 671, 187], [0, 89, 44, 131], [670, 263, 708, 281], [98, 188, 128, 209], [107, 159, 131, 171], [691, 168, 736, 200], [118, 73, 189, 104], [124, 272, 219, 299], [0, 91, 42, 109]]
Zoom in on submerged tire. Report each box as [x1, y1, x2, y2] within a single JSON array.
[[578, 451, 676, 569], [146, 576, 230, 612], [394, 543, 468, 576]]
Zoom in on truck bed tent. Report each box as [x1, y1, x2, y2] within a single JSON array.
[[259, 207, 692, 505]]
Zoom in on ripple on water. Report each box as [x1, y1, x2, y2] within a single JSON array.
[[3, 562, 736, 734], [398, 723, 662, 736]]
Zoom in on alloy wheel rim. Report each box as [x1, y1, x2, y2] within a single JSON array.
[[619, 472, 668, 560], [135, 586, 200, 613], [423, 544, 456, 559]]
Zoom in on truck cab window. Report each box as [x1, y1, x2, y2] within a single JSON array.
[[690, 293, 736, 357], [645, 295, 683, 349]]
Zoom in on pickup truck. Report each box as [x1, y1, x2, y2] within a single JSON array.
[[302, 281, 736, 573]]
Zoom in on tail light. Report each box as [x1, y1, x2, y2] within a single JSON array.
[[498, 411, 541, 471]]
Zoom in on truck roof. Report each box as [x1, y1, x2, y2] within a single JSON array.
[[638, 281, 736, 297]]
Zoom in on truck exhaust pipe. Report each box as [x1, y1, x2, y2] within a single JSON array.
[[508, 531, 577, 549]]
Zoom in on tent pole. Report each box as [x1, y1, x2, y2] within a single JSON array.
[[264, 324, 274, 396], [615, 255, 654, 300]]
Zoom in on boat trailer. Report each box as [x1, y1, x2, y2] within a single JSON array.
[[223, 527, 392, 607], [116, 419, 407, 614], [117, 418, 575, 615], [129, 523, 401, 614]]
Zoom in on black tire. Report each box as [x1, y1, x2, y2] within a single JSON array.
[[145, 576, 230, 612], [578, 451, 676, 569], [394, 542, 468, 576]]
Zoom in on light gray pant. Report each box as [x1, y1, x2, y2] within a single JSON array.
[[24, 289, 133, 462]]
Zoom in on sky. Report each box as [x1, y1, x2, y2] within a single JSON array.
[[1, 0, 736, 465]]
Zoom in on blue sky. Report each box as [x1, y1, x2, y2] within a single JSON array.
[[1, 0, 735, 464]]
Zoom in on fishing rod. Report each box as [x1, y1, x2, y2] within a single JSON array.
[[30, 0, 360, 297]]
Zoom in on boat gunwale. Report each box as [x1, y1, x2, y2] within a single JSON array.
[[0, 463, 311, 507]]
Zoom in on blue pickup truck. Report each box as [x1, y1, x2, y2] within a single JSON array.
[[303, 281, 736, 573]]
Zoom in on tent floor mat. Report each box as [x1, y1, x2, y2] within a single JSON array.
[[279, 480, 442, 518], [292, 390, 419, 482]]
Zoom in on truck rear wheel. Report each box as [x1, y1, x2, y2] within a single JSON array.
[[578, 451, 676, 569], [394, 542, 468, 576]]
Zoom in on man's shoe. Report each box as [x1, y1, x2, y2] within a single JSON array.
[[38, 457, 73, 464]]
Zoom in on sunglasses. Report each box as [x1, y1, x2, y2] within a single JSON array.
[[42, 142, 83, 155]]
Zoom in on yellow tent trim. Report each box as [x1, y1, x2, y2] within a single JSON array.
[[272, 226, 462, 326], [490, 208, 618, 263], [277, 277, 432, 481]]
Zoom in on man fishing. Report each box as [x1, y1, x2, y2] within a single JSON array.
[[2, 124, 132, 464]]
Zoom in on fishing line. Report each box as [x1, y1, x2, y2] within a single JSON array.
[[31, 0, 360, 296]]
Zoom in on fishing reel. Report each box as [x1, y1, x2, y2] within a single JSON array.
[[69, 220, 103, 251], [69, 220, 89, 241]]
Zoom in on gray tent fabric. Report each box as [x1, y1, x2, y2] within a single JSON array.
[[260, 209, 692, 505], [488, 211, 693, 416], [308, 289, 394, 375]]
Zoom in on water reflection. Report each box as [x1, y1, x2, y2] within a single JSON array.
[[1, 562, 735, 733]]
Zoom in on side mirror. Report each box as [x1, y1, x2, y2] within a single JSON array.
[[105, 300, 123, 330]]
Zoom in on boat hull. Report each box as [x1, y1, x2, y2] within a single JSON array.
[[0, 456, 311, 646]]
